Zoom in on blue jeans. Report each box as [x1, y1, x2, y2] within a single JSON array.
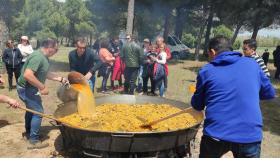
[[137, 65, 143, 92], [17, 85, 43, 143], [88, 75, 96, 92], [199, 135, 261, 158], [101, 66, 111, 92], [155, 77, 165, 97], [159, 81, 165, 97]]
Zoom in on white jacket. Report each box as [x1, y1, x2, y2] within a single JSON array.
[[156, 51, 167, 64], [18, 44, 33, 62]]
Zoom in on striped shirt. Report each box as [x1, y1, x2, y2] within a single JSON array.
[[251, 53, 270, 77]]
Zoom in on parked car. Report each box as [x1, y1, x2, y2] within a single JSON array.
[[167, 35, 190, 60]]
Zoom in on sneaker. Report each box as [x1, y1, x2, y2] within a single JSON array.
[[27, 141, 49, 149], [101, 90, 110, 94], [117, 86, 124, 91], [112, 86, 118, 91], [22, 132, 47, 141], [149, 92, 158, 96], [22, 132, 30, 141]]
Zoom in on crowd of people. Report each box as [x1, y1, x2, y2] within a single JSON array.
[[0, 34, 279, 157], [68, 35, 171, 97], [1, 35, 280, 96]]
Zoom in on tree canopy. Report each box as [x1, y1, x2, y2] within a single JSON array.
[[0, 0, 279, 52]]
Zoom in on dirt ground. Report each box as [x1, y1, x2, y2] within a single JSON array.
[[0, 51, 279, 158]]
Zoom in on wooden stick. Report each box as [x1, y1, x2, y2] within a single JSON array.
[[18, 106, 62, 123], [141, 107, 193, 128]]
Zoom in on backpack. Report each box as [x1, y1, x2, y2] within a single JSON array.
[[153, 63, 165, 81]]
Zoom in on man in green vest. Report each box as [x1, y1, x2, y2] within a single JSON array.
[[17, 38, 68, 149]]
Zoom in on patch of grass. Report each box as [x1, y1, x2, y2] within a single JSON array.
[[49, 47, 73, 72], [166, 61, 198, 103], [54, 46, 74, 63]]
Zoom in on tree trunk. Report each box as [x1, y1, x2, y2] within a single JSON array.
[[203, 3, 214, 56], [36, 40, 40, 49], [251, 24, 259, 39], [163, 10, 172, 42], [66, 37, 70, 47], [251, 0, 262, 40], [231, 23, 242, 44], [69, 21, 75, 46], [0, 19, 9, 51], [126, 0, 135, 36], [195, 24, 206, 61], [175, 7, 186, 40], [60, 37, 63, 45], [90, 33, 93, 46], [195, 5, 208, 61]]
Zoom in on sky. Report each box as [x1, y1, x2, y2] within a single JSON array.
[[238, 28, 280, 38]]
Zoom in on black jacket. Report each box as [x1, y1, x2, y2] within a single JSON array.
[[69, 48, 102, 75], [273, 50, 280, 67], [2, 48, 23, 68]]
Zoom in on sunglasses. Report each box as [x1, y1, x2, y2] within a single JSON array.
[[77, 46, 86, 49]]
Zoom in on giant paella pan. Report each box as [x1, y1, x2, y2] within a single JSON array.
[[53, 95, 204, 155]]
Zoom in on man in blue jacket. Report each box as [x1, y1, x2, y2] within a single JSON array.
[[191, 36, 275, 158], [69, 38, 102, 91]]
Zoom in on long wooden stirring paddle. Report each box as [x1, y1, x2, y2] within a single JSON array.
[[140, 107, 194, 129], [18, 106, 68, 124]]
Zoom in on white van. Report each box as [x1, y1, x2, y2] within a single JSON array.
[[167, 35, 190, 60]]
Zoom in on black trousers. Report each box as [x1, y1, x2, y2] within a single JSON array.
[[124, 67, 139, 95], [143, 74, 155, 93], [275, 66, 280, 79], [6, 67, 21, 89], [101, 66, 112, 92], [199, 135, 261, 158]]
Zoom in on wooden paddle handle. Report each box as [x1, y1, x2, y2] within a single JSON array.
[[18, 106, 61, 122], [148, 107, 192, 126]]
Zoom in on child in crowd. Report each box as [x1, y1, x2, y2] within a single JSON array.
[[142, 43, 157, 95], [151, 44, 168, 97]]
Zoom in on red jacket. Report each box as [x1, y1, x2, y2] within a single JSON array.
[[156, 47, 171, 60]]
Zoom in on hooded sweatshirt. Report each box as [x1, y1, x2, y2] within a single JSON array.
[[191, 51, 275, 143]]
